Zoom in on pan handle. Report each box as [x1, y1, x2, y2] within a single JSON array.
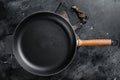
[[77, 39, 113, 47]]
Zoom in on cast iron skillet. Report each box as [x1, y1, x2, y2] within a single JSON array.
[[13, 12, 114, 76]]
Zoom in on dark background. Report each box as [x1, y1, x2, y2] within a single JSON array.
[[0, 0, 120, 80]]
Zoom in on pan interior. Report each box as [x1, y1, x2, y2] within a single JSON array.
[[14, 12, 76, 75]]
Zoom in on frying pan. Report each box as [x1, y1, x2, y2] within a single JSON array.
[[13, 11, 115, 76]]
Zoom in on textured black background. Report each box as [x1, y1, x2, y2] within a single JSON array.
[[0, 0, 120, 80]]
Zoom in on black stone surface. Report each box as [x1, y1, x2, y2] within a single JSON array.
[[0, 0, 120, 80]]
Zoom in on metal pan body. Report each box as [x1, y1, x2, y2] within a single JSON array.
[[13, 12, 77, 76]]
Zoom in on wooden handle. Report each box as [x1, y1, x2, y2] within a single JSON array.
[[77, 39, 112, 46]]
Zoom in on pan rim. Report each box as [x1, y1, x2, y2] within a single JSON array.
[[13, 11, 77, 76]]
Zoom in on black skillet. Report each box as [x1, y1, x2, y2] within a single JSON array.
[[13, 12, 114, 76]]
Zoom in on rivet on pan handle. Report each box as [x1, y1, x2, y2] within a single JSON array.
[[77, 39, 112, 46]]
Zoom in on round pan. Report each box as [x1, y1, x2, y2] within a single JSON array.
[[13, 12, 113, 76], [13, 12, 77, 76]]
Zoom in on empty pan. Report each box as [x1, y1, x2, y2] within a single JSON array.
[[13, 12, 116, 76]]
